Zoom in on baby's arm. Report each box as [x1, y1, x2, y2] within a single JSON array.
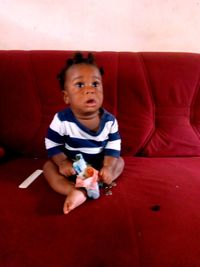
[[52, 153, 76, 177]]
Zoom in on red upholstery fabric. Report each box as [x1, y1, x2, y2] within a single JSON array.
[[118, 53, 153, 155], [0, 51, 119, 157], [1, 51, 200, 267], [0, 158, 140, 267], [117, 52, 200, 156], [0, 147, 5, 159], [1, 51, 200, 157], [1, 157, 200, 267], [0, 52, 41, 156], [140, 53, 200, 156]]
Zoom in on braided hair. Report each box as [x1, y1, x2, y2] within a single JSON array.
[[57, 52, 104, 90]]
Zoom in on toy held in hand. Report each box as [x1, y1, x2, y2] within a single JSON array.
[[73, 154, 100, 199]]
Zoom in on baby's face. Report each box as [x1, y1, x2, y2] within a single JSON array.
[[63, 64, 103, 117]]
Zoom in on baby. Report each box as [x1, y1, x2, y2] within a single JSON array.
[[43, 52, 124, 214]]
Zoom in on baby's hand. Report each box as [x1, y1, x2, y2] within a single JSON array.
[[58, 160, 76, 177], [75, 177, 84, 187], [99, 166, 113, 185]]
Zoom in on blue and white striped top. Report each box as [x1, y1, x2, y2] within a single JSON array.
[[45, 108, 121, 166]]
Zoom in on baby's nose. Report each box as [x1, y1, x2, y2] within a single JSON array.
[[85, 86, 95, 94], [85, 90, 94, 94]]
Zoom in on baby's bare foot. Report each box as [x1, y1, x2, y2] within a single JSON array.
[[63, 189, 87, 214]]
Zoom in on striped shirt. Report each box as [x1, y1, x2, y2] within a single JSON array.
[[45, 108, 121, 166]]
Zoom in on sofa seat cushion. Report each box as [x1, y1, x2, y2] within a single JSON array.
[[0, 158, 140, 267], [1, 157, 200, 267], [123, 156, 200, 267]]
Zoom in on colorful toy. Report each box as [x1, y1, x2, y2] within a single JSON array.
[[73, 154, 100, 199]]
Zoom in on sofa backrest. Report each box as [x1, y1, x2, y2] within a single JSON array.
[[117, 52, 200, 157], [0, 51, 200, 158]]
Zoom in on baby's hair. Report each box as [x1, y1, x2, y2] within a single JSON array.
[[57, 52, 104, 90]]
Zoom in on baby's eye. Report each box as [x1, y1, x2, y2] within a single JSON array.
[[92, 81, 100, 88], [75, 82, 84, 88]]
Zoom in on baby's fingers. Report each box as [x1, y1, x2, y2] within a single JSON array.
[[60, 167, 76, 177]]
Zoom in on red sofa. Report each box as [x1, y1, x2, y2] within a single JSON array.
[[1, 51, 200, 267]]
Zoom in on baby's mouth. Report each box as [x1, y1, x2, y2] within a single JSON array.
[[85, 99, 97, 106]]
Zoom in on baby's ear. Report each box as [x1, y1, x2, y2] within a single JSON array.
[[63, 90, 70, 104]]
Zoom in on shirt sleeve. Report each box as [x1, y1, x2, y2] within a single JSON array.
[[104, 118, 121, 158], [45, 113, 66, 157]]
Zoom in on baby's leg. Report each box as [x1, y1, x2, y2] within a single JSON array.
[[63, 188, 87, 214], [43, 160, 87, 214]]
